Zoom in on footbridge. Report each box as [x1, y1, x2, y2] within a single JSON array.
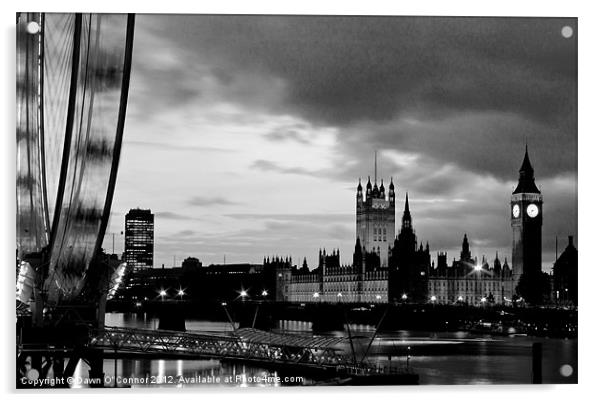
[[87, 326, 381, 377]]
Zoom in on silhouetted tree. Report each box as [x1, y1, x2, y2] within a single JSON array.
[[517, 271, 551, 305]]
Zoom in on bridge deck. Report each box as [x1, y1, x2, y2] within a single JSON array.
[[88, 326, 369, 374], [233, 328, 346, 349]]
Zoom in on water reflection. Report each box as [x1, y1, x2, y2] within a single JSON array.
[[99, 358, 288, 388], [85, 313, 578, 386]]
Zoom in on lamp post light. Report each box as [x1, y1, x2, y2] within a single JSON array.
[[401, 293, 408, 302], [159, 289, 167, 301], [177, 288, 185, 300], [105, 231, 125, 255], [312, 292, 319, 302]]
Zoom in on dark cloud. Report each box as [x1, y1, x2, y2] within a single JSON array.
[[125, 140, 231, 154], [175, 229, 196, 237], [141, 15, 575, 123], [342, 112, 576, 181], [264, 128, 310, 144], [122, 15, 577, 268], [188, 196, 239, 207], [225, 213, 353, 224], [135, 15, 576, 181], [250, 159, 323, 176], [154, 211, 190, 220]]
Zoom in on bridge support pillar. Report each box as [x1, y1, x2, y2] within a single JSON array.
[[87, 350, 105, 388]]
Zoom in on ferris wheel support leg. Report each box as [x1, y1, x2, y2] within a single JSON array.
[[31, 287, 45, 327]]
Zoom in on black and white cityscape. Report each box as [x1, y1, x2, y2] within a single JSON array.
[[16, 13, 577, 388]]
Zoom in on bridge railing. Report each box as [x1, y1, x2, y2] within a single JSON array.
[[89, 326, 378, 371]]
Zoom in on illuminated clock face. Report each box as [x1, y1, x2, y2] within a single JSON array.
[[512, 204, 520, 218], [527, 204, 539, 218]]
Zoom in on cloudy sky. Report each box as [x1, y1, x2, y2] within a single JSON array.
[[102, 15, 577, 271]]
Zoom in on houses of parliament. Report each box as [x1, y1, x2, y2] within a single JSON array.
[[273, 147, 560, 306]]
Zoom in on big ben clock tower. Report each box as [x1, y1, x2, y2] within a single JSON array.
[[511, 145, 543, 282]]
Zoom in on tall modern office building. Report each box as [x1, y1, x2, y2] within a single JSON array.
[[124, 208, 154, 272]]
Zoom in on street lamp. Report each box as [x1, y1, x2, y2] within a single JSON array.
[[261, 290, 268, 297], [239, 289, 248, 302], [430, 295, 437, 303], [159, 289, 167, 301], [312, 292, 319, 301], [401, 293, 408, 301], [177, 288, 185, 299]]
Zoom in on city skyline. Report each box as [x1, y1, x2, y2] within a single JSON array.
[[14, 10, 581, 390], [103, 15, 577, 269]]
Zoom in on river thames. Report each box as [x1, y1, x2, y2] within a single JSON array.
[[66, 313, 577, 387]]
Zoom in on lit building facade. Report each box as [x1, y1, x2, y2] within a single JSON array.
[[275, 171, 521, 305], [356, 176, 395, 267], [275, 148, 558, 306], [124, 208, 154, 272], [427, 235, 515, 306], [274, 250, 389, 304]]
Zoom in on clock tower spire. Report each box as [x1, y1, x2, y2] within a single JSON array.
[[511, 144, 543, 285]]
